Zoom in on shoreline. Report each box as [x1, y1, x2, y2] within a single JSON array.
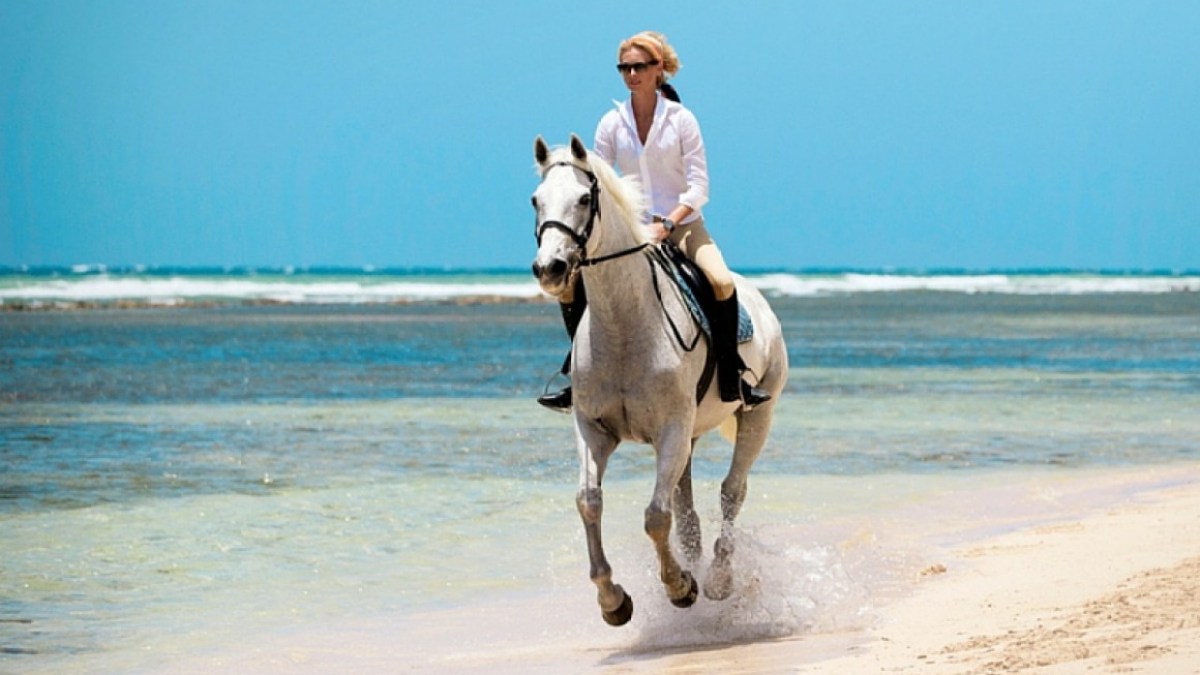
[[656, 463, 1200, 674], [151, 463, 1200, 674]]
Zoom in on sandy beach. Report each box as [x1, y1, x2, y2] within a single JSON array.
[[181, 463, 1200, 674], [804, 464, 1200, 675]]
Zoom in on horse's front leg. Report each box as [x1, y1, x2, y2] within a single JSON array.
[[646, 423, 700, 608], [575, 419, 632, 626]]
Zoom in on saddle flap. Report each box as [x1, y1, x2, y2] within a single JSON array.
[[654, 242, 754, 344]]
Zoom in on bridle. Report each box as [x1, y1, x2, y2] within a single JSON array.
[[534, 161, 649, 267], [534, 161, 600, 251]]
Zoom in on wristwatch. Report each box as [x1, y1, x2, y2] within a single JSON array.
[[661, 217, 676, 233]]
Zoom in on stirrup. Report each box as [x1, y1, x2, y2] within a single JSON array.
[[740, 380, 771, 409], [537, 386, 572, 412], [538, 369, 573, 413]]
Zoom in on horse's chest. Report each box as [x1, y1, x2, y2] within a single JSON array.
[[585, 404, 659, 445], [575, 376, 690, 443]]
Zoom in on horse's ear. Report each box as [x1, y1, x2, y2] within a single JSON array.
[[570, 134, 588, 162], [534, 136, 550, 167]]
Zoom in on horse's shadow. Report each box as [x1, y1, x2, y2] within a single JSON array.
[[596, 631, 810, 668]]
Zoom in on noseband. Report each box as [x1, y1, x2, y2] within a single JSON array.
[[534, 161, 648, 267]]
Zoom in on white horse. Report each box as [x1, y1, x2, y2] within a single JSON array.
[[531, 135, 788, 626]]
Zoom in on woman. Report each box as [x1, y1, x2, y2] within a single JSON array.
[[539, 31, 769, 411]]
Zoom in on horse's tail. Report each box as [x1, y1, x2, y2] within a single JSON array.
[[718, 415, 737, 444]]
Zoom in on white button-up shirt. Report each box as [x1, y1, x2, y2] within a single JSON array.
[[594, 93, 710, 224]]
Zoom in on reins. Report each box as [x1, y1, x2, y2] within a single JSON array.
[[580, 242, 650, 267], [647, 246, 703, 353]]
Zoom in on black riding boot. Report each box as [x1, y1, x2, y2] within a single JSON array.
[[537, 287, 586, 411], [715, 291, 772, 408]]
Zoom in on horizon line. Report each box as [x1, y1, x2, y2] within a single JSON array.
[[2, 264, 1199, 277]]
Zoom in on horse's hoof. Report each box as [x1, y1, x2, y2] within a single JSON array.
[[670, 571, 700, 609], [704, 570, 733, 602], [602, 590, 634, 627]]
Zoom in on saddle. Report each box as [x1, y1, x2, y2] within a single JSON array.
[[648, 241, 755, 403]]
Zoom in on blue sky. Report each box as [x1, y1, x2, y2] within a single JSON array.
[[2, 1, 1197, 270]]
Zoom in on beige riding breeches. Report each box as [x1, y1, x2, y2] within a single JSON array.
[[668, 218, 736, 301]]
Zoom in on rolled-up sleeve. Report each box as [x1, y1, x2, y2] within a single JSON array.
[[676, 109, 709, 212]]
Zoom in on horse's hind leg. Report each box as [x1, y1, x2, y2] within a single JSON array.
[[672, 446, 702, 564], [705, 402, 775, 601]]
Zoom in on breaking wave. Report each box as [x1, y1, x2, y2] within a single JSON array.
[[1, 267, 1196, 308]]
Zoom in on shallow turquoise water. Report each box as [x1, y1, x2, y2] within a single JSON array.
[[1, 290, 1198, 671]]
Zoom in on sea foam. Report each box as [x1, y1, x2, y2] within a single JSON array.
[[1, 271, 1197, 306], [754, 272, 1200, 297], [0, 275, 545, 305]]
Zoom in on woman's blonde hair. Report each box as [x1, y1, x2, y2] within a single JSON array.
[[618, 31, 680, 85]]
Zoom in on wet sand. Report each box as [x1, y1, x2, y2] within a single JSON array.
[[165, 463, 1200, 674]]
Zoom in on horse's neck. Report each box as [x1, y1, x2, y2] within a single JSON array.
[[583, 254, 654, 322], [588, 205, 643, 262], [583, 212, 657, 324]]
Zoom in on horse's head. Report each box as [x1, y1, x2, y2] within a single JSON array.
[[530, 134, 600, 298]]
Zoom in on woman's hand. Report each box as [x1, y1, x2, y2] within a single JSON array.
[[653, 210, 688, 242], [651, 218, 673, 242]]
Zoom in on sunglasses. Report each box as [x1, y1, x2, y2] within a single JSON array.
[[616, 60, 660, 75]]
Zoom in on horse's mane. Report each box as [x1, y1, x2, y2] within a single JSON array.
[[544, 146, 649, 245]]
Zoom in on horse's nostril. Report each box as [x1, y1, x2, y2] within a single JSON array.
[[533, 259, 568, 281]]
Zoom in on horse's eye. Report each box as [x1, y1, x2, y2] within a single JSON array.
[[530, 196, 538, 209], [578, 193, 591, 207]]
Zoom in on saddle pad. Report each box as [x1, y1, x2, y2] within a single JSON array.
[[660, 247, 754, 344]]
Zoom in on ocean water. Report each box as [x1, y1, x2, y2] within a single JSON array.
[[1, 269, 1198, 672]]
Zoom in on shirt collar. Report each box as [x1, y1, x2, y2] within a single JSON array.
[[614, 92, 667, 134]]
